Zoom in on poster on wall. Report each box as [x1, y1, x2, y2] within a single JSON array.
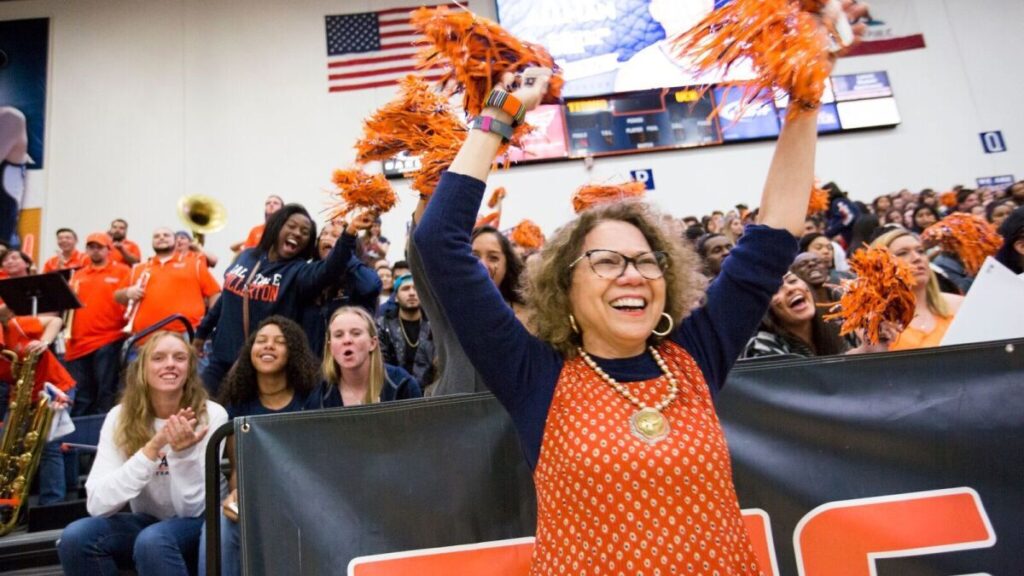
[[0, 17, 49, 254]]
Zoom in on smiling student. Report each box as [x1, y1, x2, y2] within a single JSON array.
[[58, 332, 227, 575], [205, 316, 319, 576]]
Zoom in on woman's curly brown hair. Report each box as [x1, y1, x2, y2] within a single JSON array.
[[523, 199, 705, 359], [218, 315, 320, 407]]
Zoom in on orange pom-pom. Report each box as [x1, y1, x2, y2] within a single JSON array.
[[671, 0, 834, 113], [410, 5, 563, 143], [407, 133, 466, 197], [487, 187, 506, 209], [475, 210, 501, 230], [939, 191, 958, 209], [807, 183, 830, 215], [823, 247, 916, 345], [510, 219, 544, 250], [920, 213, 1003, 276], [329, 169, 398, 218], [354, 75, 464, 163], [572, 182, 646, 214]]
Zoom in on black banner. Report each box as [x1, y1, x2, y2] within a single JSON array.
[[235, 339, 1024, 575]]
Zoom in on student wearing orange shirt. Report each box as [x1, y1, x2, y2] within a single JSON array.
[[174, 230, 219, 268], [0, 249, 77, 506], [230, 195, 283, 253], [43, 228, 87, 273], [65, 233, 131, 416], [115, 227, 221, 339], [108, 218, 141, 266]]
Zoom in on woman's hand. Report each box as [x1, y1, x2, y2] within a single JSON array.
[[345, 211, 377, 236], [25, 339, 50, 355], [498, 67, 552, 114], [222, 488, 240, 523], [164, 408, 209, 453], [847, 321, 902, 354]]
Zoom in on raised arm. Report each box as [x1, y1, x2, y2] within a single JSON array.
[[294, 214, 373, 298], [412, 70, 561, 408]]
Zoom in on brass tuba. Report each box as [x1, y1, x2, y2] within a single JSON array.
[[178, 195, 227, 246], [0, 350, 53, 536]]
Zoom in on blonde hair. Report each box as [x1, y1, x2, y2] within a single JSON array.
[[523, 199, 704, 359], [321, 306, 385, 404], [870, 229, 951, 317], [115, 331, 209, 457]]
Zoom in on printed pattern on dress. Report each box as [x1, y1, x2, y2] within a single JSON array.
[[530, 340, 763, 576]]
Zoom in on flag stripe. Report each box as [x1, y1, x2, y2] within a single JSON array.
[[329, 73, 443, 93], [329, 63, 422, 81], [327, 52, 418, 68]]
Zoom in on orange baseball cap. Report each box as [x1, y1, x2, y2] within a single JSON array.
[[85, 232, 113, 248]]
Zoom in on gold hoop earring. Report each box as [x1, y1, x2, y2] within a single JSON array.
[[652, 312, 673, 337], [569, 313, 580, 335]]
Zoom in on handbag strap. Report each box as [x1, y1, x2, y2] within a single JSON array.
[[241, 259, 263, 340]]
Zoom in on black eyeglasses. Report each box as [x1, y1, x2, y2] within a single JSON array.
[[569, 249, 668, 280]]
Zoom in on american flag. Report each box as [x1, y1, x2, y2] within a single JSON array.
[[325, 3, 463, 93]]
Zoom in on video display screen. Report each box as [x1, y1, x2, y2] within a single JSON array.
[[496, 0, 752, 98], [831, 71, 893, 101], [836, 97, 901, 129], [501, 104, 570, 163], [713, 88, 780, 142], [564, 88, 720, 157]]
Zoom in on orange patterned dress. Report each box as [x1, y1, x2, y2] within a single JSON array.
[[530, 340, 763, 575]]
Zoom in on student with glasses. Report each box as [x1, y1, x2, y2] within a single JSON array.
[[412, 42, 862, 570]]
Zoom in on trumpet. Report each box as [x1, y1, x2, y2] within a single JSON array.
[[122, 270, 150, 334]]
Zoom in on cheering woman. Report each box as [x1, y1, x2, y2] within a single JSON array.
[[58, 332, 226, 575], [194, 205, 373, 392], [414, 13, 865, 573]]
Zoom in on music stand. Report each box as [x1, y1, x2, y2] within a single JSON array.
[[0, 272, 81, 316]]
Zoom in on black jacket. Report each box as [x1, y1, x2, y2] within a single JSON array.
[[377, 309, 435, 387]]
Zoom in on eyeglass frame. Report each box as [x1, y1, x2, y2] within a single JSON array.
[[568, 249, 669, 280]]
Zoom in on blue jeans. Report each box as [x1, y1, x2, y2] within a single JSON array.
[[68, 338, 126, 416], [58, 513, 203, 576], [37, 388, 79, 505], [197, 512, 240, 576]]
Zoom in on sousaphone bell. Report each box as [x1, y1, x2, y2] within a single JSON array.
[[178, 195, 227, 246]]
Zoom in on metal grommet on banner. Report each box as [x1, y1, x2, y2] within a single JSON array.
[[1006, 343, 1015, 354], [241, 420, 251, 433]]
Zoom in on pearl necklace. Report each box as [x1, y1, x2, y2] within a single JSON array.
[[577, 346, 679, 445]]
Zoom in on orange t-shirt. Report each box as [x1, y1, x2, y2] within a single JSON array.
[[64, 261, 131, 361], [242, 224, 265, 249], [43, 250, 86, 273], [1, 317, 76, 402], [123, 253, 221, 336], [889, 315, 955, 351], [109, 239, 142, 265]]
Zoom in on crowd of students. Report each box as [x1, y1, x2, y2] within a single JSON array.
[[0, 167, 1016, 574], [0, 155, 1018, 574]]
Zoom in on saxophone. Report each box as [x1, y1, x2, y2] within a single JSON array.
[[0, 350, 53, 536]]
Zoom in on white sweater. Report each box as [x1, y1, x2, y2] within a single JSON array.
[[85, 401, 229, 519]]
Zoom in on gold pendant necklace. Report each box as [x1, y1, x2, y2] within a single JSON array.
[[578, 346, 679, 445]]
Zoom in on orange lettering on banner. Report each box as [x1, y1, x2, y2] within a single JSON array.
[[348, 538, 534, 576], [742, 509, 781, 576], [794, 487, 995, 576]]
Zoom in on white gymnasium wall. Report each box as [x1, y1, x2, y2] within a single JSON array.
[[1, 0, 1021, 265]]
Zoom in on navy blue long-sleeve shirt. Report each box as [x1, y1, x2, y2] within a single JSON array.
[[196, 232, 359, 365], [414, 171, 797, 468]]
